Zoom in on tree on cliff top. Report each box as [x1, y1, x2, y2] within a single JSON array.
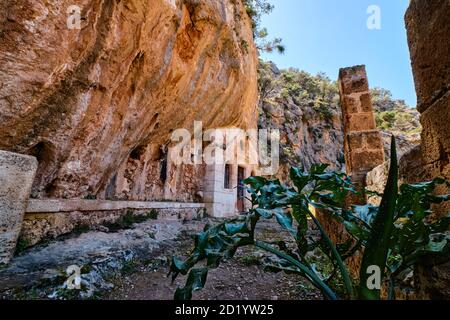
[[243, 0, 285, 54]]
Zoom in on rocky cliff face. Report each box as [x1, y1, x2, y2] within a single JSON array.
[[258, 62, 345, 181], [405, 0, 450, 217], [257, 61, 419, 181], [0, 0, 258, 199], [403, 0, 449, 299]]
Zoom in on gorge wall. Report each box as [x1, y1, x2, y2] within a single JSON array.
[[258, 61, 345, 181], [405, 0, 450, 217], [0, 0, 258, 201], [257, 61, 418, 182], [404, 0, 450, 299]]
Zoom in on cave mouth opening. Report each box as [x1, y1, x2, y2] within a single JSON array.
[[27, 141, 56, 197]]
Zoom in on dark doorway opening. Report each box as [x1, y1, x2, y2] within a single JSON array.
[[237, 166, 245, 213], [224, 164, 231, 189]]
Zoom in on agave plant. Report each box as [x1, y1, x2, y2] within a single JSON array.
[[169, 136, 450, 300]]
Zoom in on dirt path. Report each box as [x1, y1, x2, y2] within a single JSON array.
[[105, 221, 322, 301], [1, 217, 323, 300]]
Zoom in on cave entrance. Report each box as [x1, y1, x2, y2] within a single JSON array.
[[27, 141, 56, 196]]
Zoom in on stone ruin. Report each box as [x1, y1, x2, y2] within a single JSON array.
[[317, 65, 385, 278], [319, 0, 450, 298], [403, 0, 450, 299], [0, 0, 448, 300], [403, 0, 450, 218], [339, 65, 385, 202]]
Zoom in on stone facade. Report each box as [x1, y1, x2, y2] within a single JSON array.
[[1, 139, 252, 255], [0, 151, 38, 264], [204, 164, 253, 218]]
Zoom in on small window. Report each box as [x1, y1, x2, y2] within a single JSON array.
[[224, 164, 231, 189]]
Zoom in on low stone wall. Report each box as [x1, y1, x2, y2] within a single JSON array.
[[25, 199, 205, 213], [20, 200, 206, 247]]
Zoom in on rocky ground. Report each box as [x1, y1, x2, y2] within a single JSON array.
[[0, 218, 322, 301]]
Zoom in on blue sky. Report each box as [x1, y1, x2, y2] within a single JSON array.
[[260, 0, 416, 107]]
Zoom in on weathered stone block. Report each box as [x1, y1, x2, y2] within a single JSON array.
[[365, 130, 384, 150], [20, 207, 205, 248], [346, 113, 376, 131], [347, 132, 364, 151], [359, 93, 373, 113], [351, 150, 385, 172], [420, 92, 450, 165], [339, 65, 370, 95], [343, 95, 359, 114], [347, 131, 383, 153], [366, 161, 390, 206], [405, 0, 450, 112], [0, 151, 37, 264], [398, 144, 425, 181]]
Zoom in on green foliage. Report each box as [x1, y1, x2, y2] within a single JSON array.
[[83, 193, 97, 200], [258, 61, 340, 124], [371, 87, 421, 136], [280, 69, 339, 117], [14, 237, 30, 255], [170, 137, 450, 300], [359, 137, 398, 300], [257, 60, 282, 103], [242, 0, 285, 54], [371, 87, 408, 112], [148, 209, 159, 220], [240, 253, 262, 266]]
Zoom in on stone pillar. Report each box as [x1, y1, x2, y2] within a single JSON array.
[[338, 65, 385, 200], [405, 0, 450, 299], [406, 0, 450, 218], [317, 66, 385, 278], [0, 151, 38, 265]]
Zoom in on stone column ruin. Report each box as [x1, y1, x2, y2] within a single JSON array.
[[317, 65, 385, 277], [339, 65, 385, 203]]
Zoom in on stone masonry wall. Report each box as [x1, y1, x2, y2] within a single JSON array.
[[317, 66, 385, 279], [405, 0, 450, 218], [405, 0, 450, 299], [339, 65, 385, 189]]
